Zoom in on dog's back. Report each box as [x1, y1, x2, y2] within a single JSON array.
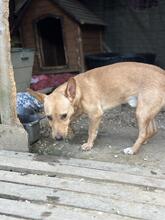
[[73, 62, 165, 110]]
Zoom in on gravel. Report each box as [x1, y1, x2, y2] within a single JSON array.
[[31, 104, 165, 153]]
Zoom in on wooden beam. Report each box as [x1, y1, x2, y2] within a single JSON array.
[[0, 1, 28, 152], [0, 0, 19, 125], [77, 26, 85, 72]]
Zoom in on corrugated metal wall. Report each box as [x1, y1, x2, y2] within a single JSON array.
[[81, 0, 165, 68]]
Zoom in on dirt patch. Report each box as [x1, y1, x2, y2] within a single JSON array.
[[31, 105, 165, 170]]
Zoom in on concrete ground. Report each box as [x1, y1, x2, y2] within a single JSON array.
[[31, 105, 165, 171], [0, 124, 28, 152]]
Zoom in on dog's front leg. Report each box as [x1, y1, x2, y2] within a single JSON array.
[[67, 124, 75, 139], [81, 113, 102, 151]]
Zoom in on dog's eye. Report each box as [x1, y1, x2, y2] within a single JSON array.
[[60, 113, 67, 120], [47, 115, 53, 121]]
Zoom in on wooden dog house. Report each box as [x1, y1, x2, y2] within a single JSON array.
[[12, 0, 105, 74]]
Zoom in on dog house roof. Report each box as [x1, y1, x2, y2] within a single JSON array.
[[15, 0, 106, 26]]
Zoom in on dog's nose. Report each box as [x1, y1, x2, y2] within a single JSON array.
[[55, 134, 63, 141]]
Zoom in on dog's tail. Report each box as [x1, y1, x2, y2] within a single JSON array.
[[27, 88, 46, 103]]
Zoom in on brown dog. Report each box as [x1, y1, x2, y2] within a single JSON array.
[[28, 62, 165, 154]]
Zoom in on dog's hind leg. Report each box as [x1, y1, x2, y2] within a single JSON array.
[[143, 119, 158, 145], [124, 92, 163, 155]]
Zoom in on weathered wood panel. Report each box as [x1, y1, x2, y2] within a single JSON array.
[[0, 0, 18, 124], [82, 26, 103, 54], [0, 198, 134, 220], [0, 216, 26, 220], [0, 154, 164, 190], [0, 150, 163, 178], [0, 170, 165, 207], [0, 180, 165, 219], [0, 151, 165, 219]]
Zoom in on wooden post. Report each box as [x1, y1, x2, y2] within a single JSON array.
[[77, 26, 85, 72], [0, 0, 19, 125], [0, 0, 28, 151]]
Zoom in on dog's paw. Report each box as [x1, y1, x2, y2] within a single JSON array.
[[81, 143, 93, 151], [123, 147, 134, 155]]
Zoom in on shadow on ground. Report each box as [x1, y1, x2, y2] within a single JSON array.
[[31, 106, 165, 170]]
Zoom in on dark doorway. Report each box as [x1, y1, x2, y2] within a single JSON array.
[[37, 16, 66, 67]]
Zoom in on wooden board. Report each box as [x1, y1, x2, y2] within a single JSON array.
[[0, 150, 164, 219]]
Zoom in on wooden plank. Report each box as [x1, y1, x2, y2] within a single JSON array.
[[0, 154, 165, 190], [0, 216, 26, 220], [58, 157, 164, 178], [0, 181, 164, 219], [0, 170, 164, 207], [0, 198, 134, 220], [0, 0, 18, 125], [0, 198, 44, 220], [0, 151, 164, 219], [0, 151, 162, 179]]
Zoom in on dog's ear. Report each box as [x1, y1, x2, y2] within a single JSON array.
[[65, 78, 76, 102], [27, 88, 46, 103]]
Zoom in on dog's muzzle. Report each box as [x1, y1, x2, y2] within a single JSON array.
[[55, 133, 63, 141]]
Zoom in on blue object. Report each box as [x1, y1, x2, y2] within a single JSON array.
[[17, 92, 43, 115], [17, 92, 44, 144]]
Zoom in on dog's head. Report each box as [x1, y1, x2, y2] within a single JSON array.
[[28, 78, 77, 140]]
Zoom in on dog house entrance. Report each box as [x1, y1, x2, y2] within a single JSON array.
[[37, 16, 66, 67]]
